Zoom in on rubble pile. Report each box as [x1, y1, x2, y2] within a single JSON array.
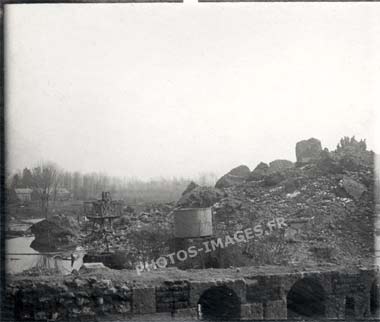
[[29, 136, 375, 270], [80, 203, 174, 268], [30, 216, 79, 252], [177, 185, 224, 208], [179, 136, 376, 267]]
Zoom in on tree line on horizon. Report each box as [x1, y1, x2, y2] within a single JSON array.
[[7, 163, 218, 204]]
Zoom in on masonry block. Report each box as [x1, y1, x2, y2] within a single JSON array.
[[251, 302, 264, 319], [240, 304, 251, 319], [354, 293, 370, 318], [132, 287, 156, 314], [175, 308, 198, 319], [264, 299, 287, 319], [240, 303, 263, 320], [325, 295, 345, 319]]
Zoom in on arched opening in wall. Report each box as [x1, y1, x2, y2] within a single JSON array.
[[198, 285, 241, 320], [371, 280, 379, 316], [287, 278, 326, 319], [345, 296, 355, 318]]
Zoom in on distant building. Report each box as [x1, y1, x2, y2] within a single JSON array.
[[30, 187, 73, 201], [14, 188, 33, 202], [55, 188, 72, 201]]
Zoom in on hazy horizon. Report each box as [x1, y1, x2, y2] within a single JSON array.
[[5, 3, 380, 180]]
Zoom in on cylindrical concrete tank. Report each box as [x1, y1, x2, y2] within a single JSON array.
[[174, 207, 213, 238]]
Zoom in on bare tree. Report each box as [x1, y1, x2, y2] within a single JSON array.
[[52, 170, 64, 205], [32, 162, 61, 218]]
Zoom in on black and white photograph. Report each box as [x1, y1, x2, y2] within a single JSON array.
[[2, 2, 380, 321]]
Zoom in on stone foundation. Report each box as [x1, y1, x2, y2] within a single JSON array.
[[5, 267, 379, 321]]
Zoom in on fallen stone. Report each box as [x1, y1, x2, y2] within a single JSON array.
[[247, 162, 269, 181], [215, 165, 251, 189], [341, 176, 367, 201], [229, 165, 251, 177], [268, 159, 294, 173], [296, 138, 322, 163]]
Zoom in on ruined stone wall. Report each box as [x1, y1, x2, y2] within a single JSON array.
[[6, 278, 133, 321], [155, 280, 190, 312], [4, 278, 196, 321], [4, 268, 378, 321], [328, 270, 377, 318], [242, 269, 378, 320]]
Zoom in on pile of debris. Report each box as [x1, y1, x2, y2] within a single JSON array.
[[30, 215, 79, 252], [178, 136, 376, 267], [177, 183, 224, 208], [80, 203, 174, 268]]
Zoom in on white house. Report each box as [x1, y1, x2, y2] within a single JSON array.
[[14, 188, 33, 202]]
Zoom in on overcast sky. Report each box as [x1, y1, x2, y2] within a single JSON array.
[[5, 3, 380, 180]]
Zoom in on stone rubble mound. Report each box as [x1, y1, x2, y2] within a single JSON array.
[[179, 136, 375, 266], [177, 186, 224, 208], [30, 216, 79, 252]]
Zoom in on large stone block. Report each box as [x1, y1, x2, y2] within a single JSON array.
[[251, 302, 264, 319], [264, 299, 287, 319], [240, 303, 251, 320], [175, 308, 198, 319], [341, 175, 367, 201], [247, 162, 269, 181], [215, 165, 251, 189], [268, 159, 294, 173], [241, 303, 263, 320], [296, 138, 322, 163], [132, 287, 156, 314]]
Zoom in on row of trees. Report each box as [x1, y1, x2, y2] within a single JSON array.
[[9, 162, 218, 205], [9, 162, 61, 217]]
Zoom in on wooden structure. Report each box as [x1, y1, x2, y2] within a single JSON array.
[[83, 192, 123, 251]]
